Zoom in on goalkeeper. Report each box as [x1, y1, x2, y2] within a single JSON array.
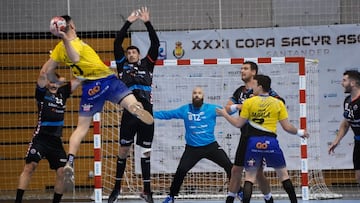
[[154, 87, 233, 203]]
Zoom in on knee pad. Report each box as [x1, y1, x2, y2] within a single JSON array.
[[140, 147, 151, 158]]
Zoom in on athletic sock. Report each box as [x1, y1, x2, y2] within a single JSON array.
[[15, 189, 24, 203], [52, 192, 63, 203], [243, 181, 253, 203], [141, 157, 151, 193], [227, 191, 237, 197], [282, 179, 297, 203], [67, 154, 75, 167], [114, 156, 127, 191], [264, 192, 272, 200]]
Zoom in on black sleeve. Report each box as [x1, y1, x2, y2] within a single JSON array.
[[114, 21, 132, 73], [269, 88, 286, 104], [231, 86, 244, 104], [60, 82, 72, 99], [35, 85, 46, 101], [144, 21, 160, 64]]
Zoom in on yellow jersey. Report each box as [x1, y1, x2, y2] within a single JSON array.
[[50, 37, 114, 80], [240, 95, 288, 133]]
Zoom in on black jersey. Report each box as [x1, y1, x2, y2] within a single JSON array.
[[114, 21, 160, 104], [34, 83, 71, 137], [230, 86, 252, 106], [230, 86, 284, 106], [343, 95, 360, 136]]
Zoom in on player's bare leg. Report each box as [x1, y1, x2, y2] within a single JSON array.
[[15, 162, 38, 203], [53, 167, 65, 202], [226, 165, 244, 203], [120, 94, 153, 125], [64, 116, 92, 192], [355, 169, 360, 184], [256, 167, 273, 203], [276, 167, 297, 203]]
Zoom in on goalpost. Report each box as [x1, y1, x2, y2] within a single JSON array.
[[96, 57, 341, 202]]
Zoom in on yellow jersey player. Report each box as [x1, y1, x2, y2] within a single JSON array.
[[42, 15, 154, 191], [217, 74, 309, 203]]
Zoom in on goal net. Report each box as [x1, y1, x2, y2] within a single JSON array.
[[99, 57, 341, 201]]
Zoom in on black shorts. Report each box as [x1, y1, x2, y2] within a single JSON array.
[[353, 140, 360, 170], [234, 134, 248, 166], [25, 135, 67, 170], [178, 142, 232, 178], [119, 101, 154, 148]]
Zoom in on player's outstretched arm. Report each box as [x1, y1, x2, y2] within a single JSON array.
[[43, 58, 60, 83], [154, 106, 185, 120], [114, 10, 138, 70], [139, 6, 160, 63], [70, 78, 82, 92], [62, 38, 80, 63], [279, 118, 309, 139], [37, 65, 49, 88], [328, 119, 350, 154], [225, 99, 242, 114], [216, 107, 246, 128]]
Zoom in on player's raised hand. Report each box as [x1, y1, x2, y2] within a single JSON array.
[[138, 6, 150, 22], [57, 29, 71, 41], [127, 10, 139, 23]]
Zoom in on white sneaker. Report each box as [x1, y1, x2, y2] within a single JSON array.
[[63, 164, 74, 192], [128, 102, 154, 125]]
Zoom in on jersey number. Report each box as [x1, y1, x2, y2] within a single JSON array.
[[70, 64, 84, 76]]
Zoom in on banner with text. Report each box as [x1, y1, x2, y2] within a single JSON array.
[[132, 24, 360, 172]]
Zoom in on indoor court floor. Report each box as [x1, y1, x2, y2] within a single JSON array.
[[1, 200, 358, 203], [1, 199, 358, 203], [2, 188, 359, 203]]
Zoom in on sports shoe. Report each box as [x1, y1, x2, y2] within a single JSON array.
[[140, 192, 154, 203], [225, 196, 235, 203], [128, 102, 154, 125], [237, 191, 243, 201], [162, 195, 174, 203], [108, 189, 120, 203], [265, 196, 274, 203], [63, 164, 74, 192]]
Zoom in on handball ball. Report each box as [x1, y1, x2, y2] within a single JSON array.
[[50, 16, 67, 37]]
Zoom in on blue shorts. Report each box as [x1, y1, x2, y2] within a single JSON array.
[[79, 74, 132, 117], [244, 136, 286, 170]]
